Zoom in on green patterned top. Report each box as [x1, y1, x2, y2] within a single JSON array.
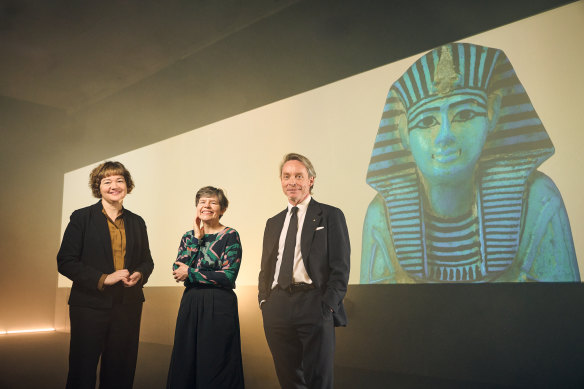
[[173, 227, 242, 288]]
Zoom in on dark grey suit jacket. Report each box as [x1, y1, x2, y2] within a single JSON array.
[[57, 201, 154, 308], [258, 198, 350, 326]]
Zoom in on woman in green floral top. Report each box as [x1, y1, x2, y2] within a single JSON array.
[[167, 186, 244, 389]]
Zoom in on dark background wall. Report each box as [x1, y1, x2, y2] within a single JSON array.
[[1, 1, 581, 387]]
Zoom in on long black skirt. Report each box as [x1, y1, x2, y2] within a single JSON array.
[[167, 285, 245, 389]]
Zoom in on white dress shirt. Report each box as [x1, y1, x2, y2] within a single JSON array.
[[271, 195, 313, 289]]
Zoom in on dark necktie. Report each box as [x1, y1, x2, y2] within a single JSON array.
[[278, 206, 299, 289]]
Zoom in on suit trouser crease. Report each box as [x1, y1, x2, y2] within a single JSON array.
[[262, 288, 335, 389]]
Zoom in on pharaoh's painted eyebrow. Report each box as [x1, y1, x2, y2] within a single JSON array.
[[450, 97, 487, 110], [409, 97, 487, 123]]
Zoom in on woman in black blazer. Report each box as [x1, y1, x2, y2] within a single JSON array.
[[57, 161, 154, 389]]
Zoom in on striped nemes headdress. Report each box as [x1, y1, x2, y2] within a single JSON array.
[[366, 43, 554, 282]]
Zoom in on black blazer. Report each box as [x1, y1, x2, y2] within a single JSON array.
[[57, 201, 154, 308], [258, 198, 350, 326]]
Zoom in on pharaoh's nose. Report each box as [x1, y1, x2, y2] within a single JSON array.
[[434, 116, 455, 146]]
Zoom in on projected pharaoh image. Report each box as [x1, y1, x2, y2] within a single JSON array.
[[60, 8, 584, 289], [361, 42, 580, 283]]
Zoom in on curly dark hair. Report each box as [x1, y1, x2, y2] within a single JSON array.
[[89, 161, 135, 198]]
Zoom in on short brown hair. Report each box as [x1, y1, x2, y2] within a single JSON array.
[[279, 153, 316, 193], [195, 186, 229, 217], [89, 161, 135, 198]]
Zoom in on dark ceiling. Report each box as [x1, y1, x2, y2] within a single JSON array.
[[0, 0, 302, 112], [0, 0, 575, 115]]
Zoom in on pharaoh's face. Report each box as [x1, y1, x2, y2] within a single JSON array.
[[407, 92, 490, 182]]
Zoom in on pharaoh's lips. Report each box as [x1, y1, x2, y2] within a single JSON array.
[[432, 149, 461, 162]]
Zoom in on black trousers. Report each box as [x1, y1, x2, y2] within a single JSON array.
[[66, 302, 143, 389], [262, 287, 335, 389], [167, 286, 244, 389]]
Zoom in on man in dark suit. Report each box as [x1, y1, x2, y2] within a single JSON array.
[[259, 153, 350, 389], [57, 161, 154, 389]]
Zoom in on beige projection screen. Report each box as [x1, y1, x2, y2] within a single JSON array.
[[59, 3, 584, 287]]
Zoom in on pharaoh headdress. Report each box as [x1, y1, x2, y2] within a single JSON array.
[[366, 43, 554, 282]]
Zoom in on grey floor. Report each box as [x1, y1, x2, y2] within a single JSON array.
[[0, 331, 527, 389], [0, 331, 170, 389]]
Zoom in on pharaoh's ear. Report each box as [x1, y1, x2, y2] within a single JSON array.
[[487, 91, 503, 133], [397, 112, 409, 150], [391, 96, 409, 150]]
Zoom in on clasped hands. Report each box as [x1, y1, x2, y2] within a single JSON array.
[[104, 269, 142, 287]]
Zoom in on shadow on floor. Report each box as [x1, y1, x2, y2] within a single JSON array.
[[0, 331, 564, 388]]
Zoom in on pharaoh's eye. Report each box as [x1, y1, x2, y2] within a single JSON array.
[[452, 109, 485, 122], [411, 115, 439, 130]]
